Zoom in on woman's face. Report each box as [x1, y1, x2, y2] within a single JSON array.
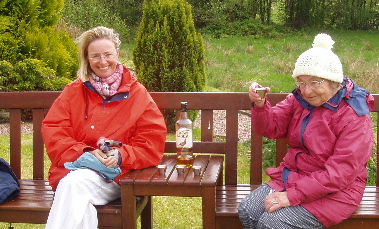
[[87, 38, 119, 78], [296, 75, 340, 107]]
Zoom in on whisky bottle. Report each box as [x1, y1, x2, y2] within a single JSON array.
[[176, 102, 194, 167]]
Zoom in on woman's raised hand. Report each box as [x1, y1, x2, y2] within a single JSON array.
[[248, 82, 270, 107]]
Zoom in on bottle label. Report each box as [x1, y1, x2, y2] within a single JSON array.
[[176, 128, 193, 148]]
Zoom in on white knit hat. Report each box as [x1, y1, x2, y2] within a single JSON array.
[[292, 33, 343, 83]]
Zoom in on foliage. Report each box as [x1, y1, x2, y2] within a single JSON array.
[[61, 0, 130, 41], [82, 1, 379, 40], [22, 27, 78, 79], [279, 0, 379, 30], [0, 59, 71, 91], [0, 0, 77, 91], [105, 0, 144, 33], [133, 0, 206, 131], [133, 0, 206, 92], [0, 25, 19, 63]]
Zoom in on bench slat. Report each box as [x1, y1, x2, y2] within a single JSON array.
[[33, 108, 45, 180], [9, 109, 22, 179]]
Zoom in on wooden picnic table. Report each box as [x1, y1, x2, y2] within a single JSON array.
[[120, 154, 224, 229]]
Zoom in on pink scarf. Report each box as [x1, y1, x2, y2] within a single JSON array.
[[90, 63, 123, 98]]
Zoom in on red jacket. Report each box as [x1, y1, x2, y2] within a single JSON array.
[[252, 78, 374, 227], [42, 66, 167, 190]]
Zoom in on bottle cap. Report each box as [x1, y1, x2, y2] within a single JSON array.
[[180, 102, 188, 112]]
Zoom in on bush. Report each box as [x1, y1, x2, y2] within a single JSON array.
[[133, 0, 206, 131], [0, 0, 78, 89], [22, 27, 78, 80], [133, 0, 206, 92], [0, 61, 15, 91], [0, 33, 20, 65], [0, 59, 71, 91], [62, 0, 130, 41]]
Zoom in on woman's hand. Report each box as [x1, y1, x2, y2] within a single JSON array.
[[89, 149, 118, 168], [249, 82, 270, 107], [264, 191, 291, 213]]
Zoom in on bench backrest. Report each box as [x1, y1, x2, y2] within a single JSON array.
[[0, 92, 378, 187]]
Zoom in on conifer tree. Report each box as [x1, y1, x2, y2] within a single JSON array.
[[133, 0, 206, 93], [133, 0, 206, 131]]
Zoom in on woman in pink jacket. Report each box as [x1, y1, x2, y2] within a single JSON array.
[[42, 26, 167, 229], [238, 33, 374, 228]]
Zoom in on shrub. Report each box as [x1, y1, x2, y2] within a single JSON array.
[[22, 27, 78, 80], [62, 0, 130, 41], [0, 61, 15, 91], [0, 34, 20, 66], [0, 0, 78, 88], [133, 0, 206, 131], [0, 59, 71, 91], [133, 0, 206, 92]]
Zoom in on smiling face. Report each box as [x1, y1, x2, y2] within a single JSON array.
[[87, 38, 119, 78], [296, 75, 340, 107]]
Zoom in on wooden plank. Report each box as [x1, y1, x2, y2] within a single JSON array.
[[0, 91, 60, 108], [183, 155, 210, 185], [150, 155, 177, 185], [134, 166, 158, 185], [202, 156, 224, 186], [201, 109, 213, 142], [250, 130, 263, 185], [9, 108, 21, 179], [33, 108, 45, 180], [225, 109, 238, 185]]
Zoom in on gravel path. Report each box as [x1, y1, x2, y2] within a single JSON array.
[[0, 123, 33, 136], [194, 110, 251, 142]]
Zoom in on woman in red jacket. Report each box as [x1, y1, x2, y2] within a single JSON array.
[[238, 33, 374, 228], [42, 26, 167, 229]]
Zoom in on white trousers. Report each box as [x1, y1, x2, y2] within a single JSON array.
[[45, 169, 121, 229]]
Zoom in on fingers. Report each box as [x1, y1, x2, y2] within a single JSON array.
[[265, 198, 280, 213], [89, 149, 107, 159], [249, 82, 270, 106], [88, 149, 118, 167], [264, 191, 291, 213], [102, 156, 118, 168], [264, 195, 280, 213]]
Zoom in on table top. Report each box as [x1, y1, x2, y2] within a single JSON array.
[[120, 154, 224, 188]]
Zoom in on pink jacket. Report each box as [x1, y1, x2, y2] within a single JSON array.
[[42, 66, 167, 190], [251, 78, 374, 227]]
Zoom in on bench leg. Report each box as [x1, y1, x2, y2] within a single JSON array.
[[141, 196, 153, 229]]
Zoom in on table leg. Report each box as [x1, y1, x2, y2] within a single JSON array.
[[141, 196, 153, 229], [202, 186, 216, 229], [122, 183, 137, 229]]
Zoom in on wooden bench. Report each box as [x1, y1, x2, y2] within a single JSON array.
[[0, 91, 378, 228], [148, 92, 379, 229], [0, 91, 151, 229]]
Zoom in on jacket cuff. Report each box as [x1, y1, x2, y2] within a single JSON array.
[[286, 187, 304, 206]]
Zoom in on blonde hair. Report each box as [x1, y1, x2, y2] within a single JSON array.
[[76, 26, 121, 81]]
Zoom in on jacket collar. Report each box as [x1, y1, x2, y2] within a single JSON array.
[[293, 77, 371, 116]]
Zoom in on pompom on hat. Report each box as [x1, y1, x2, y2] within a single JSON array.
[[292, 33, 343, 83]]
